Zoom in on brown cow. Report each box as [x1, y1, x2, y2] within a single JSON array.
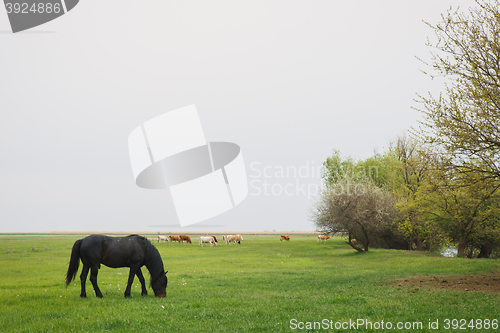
[[280, 235, 290, 241], [169, 235, 181, 243], [179, 235, 192, 244], [223, 234, 243, 245], [317, 235, 330, 243], [234, 234, 243, 244]]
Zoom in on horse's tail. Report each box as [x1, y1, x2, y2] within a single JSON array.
[[65, 239, 82, 286]]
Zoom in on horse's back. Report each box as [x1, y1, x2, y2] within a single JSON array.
[[80, 234, 107, 252], [80, 234, 145, 268]]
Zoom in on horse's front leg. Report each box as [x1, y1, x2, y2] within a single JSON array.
[[124, 265, 139, 298], [136, 268, 148, 296], [89, 266, 103, 298]]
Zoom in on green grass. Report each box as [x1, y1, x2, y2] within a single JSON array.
[[0, 234, 499, 332]]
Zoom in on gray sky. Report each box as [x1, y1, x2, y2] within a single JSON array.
[[0, 0, 475, 232]]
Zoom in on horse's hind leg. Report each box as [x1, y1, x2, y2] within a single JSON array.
[[136, 268, 148, 296], [89, 266, 103, 298], [80, 264, 89, 298]]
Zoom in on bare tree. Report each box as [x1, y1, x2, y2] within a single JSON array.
[[311, 175, 398, 252]]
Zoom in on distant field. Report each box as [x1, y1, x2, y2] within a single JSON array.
[[0, 234, 499, 332]]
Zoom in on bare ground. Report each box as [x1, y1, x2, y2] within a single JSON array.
[[397, 272, 500, 293]]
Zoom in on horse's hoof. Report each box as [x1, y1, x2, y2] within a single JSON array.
[[80, 294, 87, 298], [96, 294, 103, 298], [141, 292, 148, 296], [124, 294, 132, 298]]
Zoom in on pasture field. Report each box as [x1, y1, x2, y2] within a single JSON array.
[[0, 234, 499, 332]]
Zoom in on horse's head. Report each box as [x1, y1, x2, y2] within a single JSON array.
[[152, 270, 168, 297]]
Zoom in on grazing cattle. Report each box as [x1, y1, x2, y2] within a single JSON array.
[[317, 235, 330, 243], [280, 235, 290, 241], [158, 235, 170, 243], [223, 235, 233, 244], [234, 234, 243, 244], [224, 234, 243, 245], [179, 235, 192, 244], [199, 235, 218, 247], [169, 235, 181, 243]]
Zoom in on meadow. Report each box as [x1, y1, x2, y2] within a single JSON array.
[[0, 234, 499, 332]]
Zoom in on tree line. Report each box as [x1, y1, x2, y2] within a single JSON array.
[[311, 0, 500, 258]]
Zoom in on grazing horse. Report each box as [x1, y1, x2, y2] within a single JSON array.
[[280, 235, 290, 241], [65, 234, 168, 298], [169, 235, 181, 243], [158, 235, 170, 243], [179, 235, 192, 244], [199, 235, 218, 247], [317, 235, 330, 243]]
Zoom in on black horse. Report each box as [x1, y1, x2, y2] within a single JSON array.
[[65, 234, 168, 298]]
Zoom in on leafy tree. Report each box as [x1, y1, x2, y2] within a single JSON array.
[[321, 149, 358, 185], [414, 0, 500, 256], [322, 149, 403, 191], [467, 219, 500, 258], [415, 160, 500, 257], [356, 152, 403, 192], [389, 136, 447, 250], [417, 0, 500, 181], [390, 136, 428, 197]]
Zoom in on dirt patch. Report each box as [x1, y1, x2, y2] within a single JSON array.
[[397, 273, 500, 293]]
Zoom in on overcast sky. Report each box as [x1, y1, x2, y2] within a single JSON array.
[[0, 0, 476, 233]]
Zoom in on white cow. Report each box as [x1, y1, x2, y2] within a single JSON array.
[[158, 235, 170, 243], [199, 235, 218, 247]]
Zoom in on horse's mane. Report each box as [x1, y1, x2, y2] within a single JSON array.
[[129, 235, 165, 285]]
